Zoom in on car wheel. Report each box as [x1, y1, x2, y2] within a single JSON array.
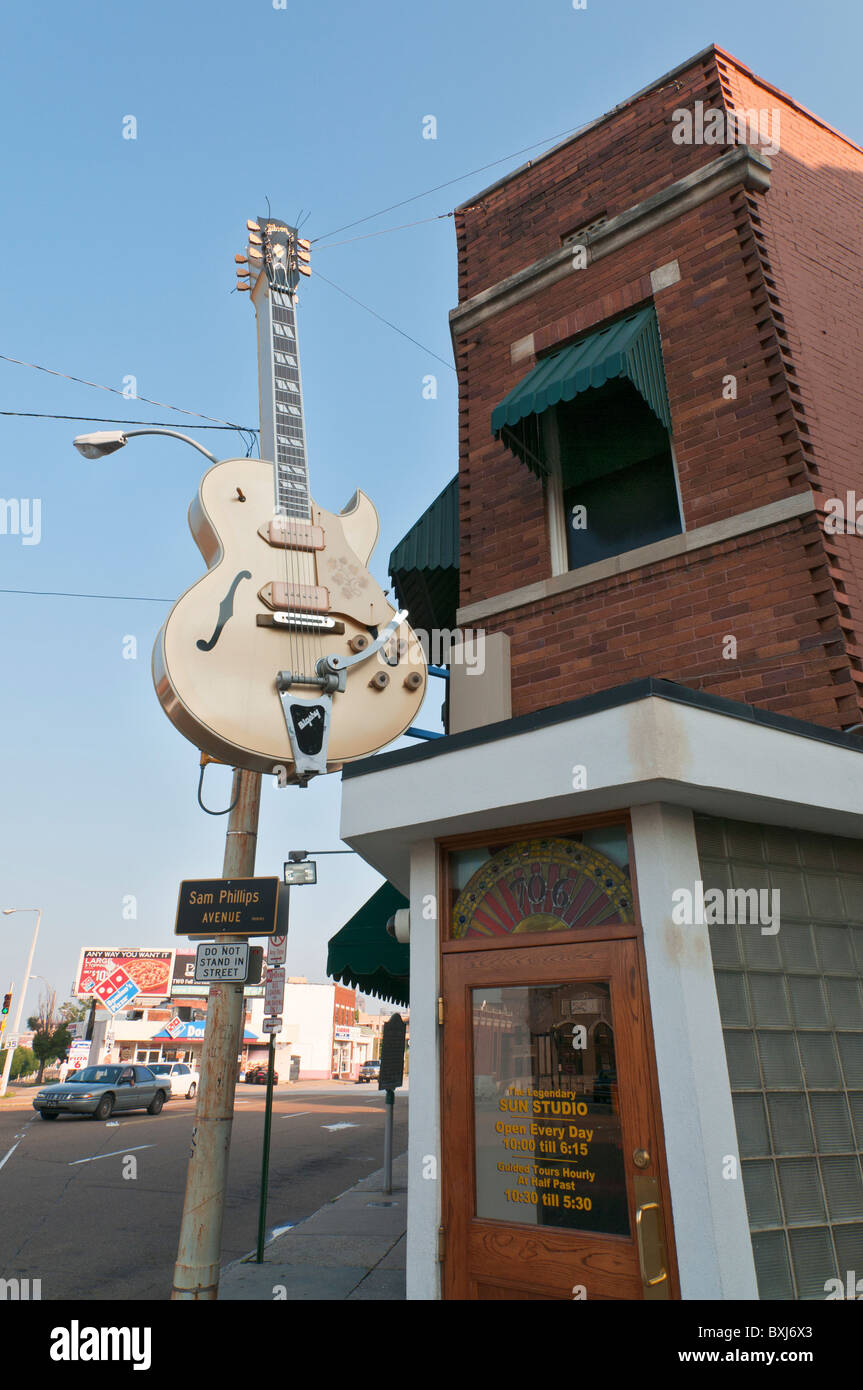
[[40, 1111, 59, 1120], [187, 1083, 197, 1099], [94, 1094, 114, 1121], [148, 1091, 165, 1115]]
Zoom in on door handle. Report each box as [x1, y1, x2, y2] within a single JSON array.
[[635, 1202, 667, 1287]]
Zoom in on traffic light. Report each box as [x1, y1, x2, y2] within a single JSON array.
[[1, 993, 10, 1016]]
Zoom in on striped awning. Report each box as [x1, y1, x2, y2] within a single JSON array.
[[327, 882, 409, 1008], [491, 306, 671, 476]]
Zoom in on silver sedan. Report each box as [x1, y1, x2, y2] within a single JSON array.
[[32, 1064, 171, 1121]]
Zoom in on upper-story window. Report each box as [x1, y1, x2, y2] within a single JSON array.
[[547, 377, 682, 571], [491, 304, 684, 575]]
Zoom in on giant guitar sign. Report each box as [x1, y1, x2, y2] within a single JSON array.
[[152, 217, 427, 784]]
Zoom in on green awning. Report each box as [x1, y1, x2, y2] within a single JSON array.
[[327, 882, 410, 1007], [491, 306, 671, 476], [389, 476, 459, 635]]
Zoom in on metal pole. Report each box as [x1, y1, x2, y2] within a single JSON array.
[[255, 1030, 277, 1261], [171, 767, 261, 1300], [0, 909, 41, 1098], [383, 1088, 394, 1195]]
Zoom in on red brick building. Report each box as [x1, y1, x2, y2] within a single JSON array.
[[451, 44, 863, 732], [344, 46, 863, 1302]]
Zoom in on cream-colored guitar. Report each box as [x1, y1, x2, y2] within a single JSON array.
[[153, 217, 427, 783]]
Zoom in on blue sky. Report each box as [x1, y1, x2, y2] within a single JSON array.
[[1, 0, 860, 1018]]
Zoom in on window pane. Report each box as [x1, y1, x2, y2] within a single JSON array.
[[733, 1094, 769, 1157], [810, 1093, 855, 1152], [788, 977, 828, 1028], [798, 1034, 841, 1088], [777, 1159, 825, 1224], [788, 1228, 837, 1299], [758, 1032, 802, 1087], [472, 982, 629, 1236], [750, 975, 789, 1026], [563, 451, 681, 570], [715, 972, 749, 1026], [742, 1160, 781, 1227], [751, 1230, 794, 1299], [724, 1031, 760, 1088], [826, 979, 863, 1028], [767, 1094, 813, 1155], [821, 1157, 863, 1220], [838, 1035, 863, 1086]]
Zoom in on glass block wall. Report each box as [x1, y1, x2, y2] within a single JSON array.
[[695, 816, 863, 1299]]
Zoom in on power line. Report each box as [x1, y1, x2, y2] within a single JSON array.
[[0, 352, 249, 430], [0, 587, 172, 603], [0, 412, 257, 431], [310, 121, 586, 244], [313, 269, 456, 372], [313, 212, 453, 250]]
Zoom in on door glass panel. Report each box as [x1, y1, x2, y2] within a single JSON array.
[[472, 981, 629, 1236]]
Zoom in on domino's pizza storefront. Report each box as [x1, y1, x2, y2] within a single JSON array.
[[339, 681, 863, 1301]]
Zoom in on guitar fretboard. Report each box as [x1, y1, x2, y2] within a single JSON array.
[[255, 284, 311, 521]]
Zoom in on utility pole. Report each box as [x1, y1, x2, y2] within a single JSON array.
[[171, 767, 261, 1299], [0, 908, 42, 1098]]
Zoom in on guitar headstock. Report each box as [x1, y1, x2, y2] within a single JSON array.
[[235, 218, 310, 297]]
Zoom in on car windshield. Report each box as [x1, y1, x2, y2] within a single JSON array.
[[73, 1066, 121, 1084], [149, 1064, 171, 1074]]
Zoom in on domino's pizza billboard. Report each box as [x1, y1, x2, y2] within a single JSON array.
[[75, 949, 176, 1003]]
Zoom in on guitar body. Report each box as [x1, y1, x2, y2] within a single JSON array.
[[152, 455, 427, 777]]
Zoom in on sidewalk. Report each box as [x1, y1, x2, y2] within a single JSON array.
[[219, 1151, 407, 1301]]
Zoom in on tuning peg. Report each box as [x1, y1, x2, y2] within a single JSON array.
[[297, 264, 311, 277], [235, 254, 248, 265], [297, 238, 311, 252], [248, 232, 263, 246], [236, 282, 251, 292], [248, 248, 263, 263], [246, 219, 260, 231]]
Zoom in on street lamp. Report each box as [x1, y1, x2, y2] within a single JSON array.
[[73, 429, 219, 464], [0, 908, 42, 1097]]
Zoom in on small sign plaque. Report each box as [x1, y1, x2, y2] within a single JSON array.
[[194, 942, 250, 983], [174, 878, 280, 938], [261, 1017, 282, 1034]]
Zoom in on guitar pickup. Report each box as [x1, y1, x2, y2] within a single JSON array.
[[259, 581, 330, 613], [257, 612, 345, 634], [258, 518, 325, 551]]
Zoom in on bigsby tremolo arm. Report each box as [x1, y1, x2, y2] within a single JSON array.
[[274, 610, 410, 783]]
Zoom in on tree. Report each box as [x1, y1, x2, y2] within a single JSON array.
[[0, 1045, 37, 1081], [27, 986, 72, 1083], [59, 1000, 88, 1026]]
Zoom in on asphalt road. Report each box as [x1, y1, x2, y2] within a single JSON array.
[[0, 1082, 407, 1301]]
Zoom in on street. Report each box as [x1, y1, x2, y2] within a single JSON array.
[[0, 1082, 407, 1300]]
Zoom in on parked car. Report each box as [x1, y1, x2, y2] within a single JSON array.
[[244, 1064, 278, 1085], [148, 1061, 199, 1098], [356, 1059, 381, 1084], [32, 1064, 171, 1121]]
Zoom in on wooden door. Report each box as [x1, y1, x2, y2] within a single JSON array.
[[441, 938, 675, 1300]]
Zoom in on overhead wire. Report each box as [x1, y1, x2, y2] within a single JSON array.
[[0, 412, 256, 431], [0, 587, 173, 603], [309, 121, 588, 244], [0, 352, 250, 430], [313, 269, 456, 372]]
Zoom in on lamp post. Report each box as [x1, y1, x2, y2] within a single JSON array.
[[72, 429, 219, 464], [73, 425, 261, 1300], [0, 908, 42, 1096]]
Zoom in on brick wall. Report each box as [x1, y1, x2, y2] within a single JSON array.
[[452, 45, 862, 731]]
